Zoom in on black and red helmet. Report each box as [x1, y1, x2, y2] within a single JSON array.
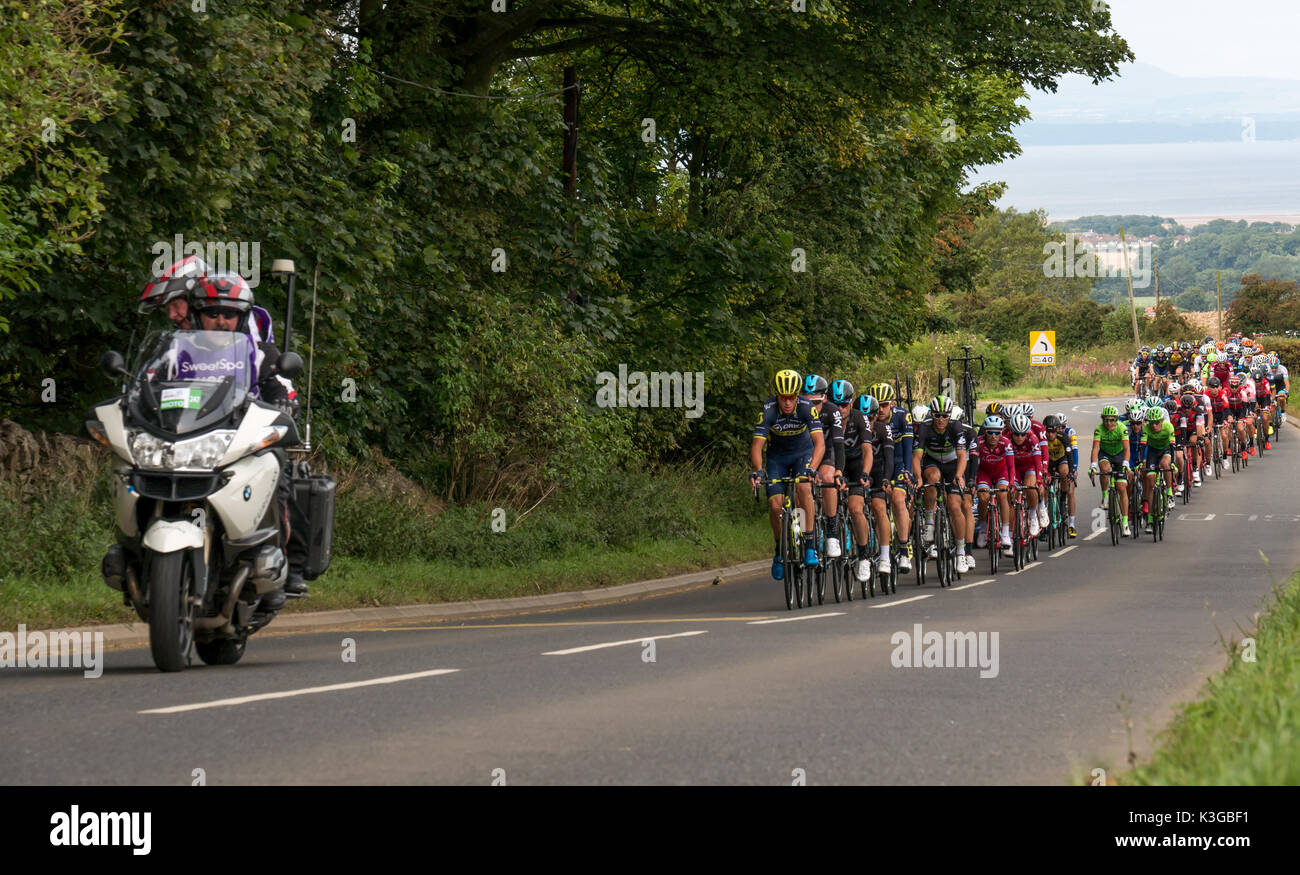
[[139, 255, 209, 313], [192, 271, 255, 314]]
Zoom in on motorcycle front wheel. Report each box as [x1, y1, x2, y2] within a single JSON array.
[[146, 550, 196, 672]]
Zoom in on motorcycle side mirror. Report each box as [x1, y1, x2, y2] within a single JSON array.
[[101, 350, 129, 378], [276, 351, 303, 380]]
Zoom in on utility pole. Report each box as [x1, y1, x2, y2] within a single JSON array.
[[1217, 271, 1223, 338], [1121, 228, 1140, 347], [1154, 249, 1160, 308]]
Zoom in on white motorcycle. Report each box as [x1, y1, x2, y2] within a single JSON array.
[[87, 329, 306, 671]]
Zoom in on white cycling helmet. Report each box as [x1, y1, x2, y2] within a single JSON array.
[[1010, 413, 1032, 435], [951, 404, 964, 422], [912, 404, 930, 424], [1167, 381, 1180, 395]]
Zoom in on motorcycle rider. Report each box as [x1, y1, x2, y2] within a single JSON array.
[[144, 260, 308, 597]]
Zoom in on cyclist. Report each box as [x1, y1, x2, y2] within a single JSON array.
[[1168, 397, 1197, 494], [1267, 355, 1289, 421], [1018, 403, 1050, 533], [1252, 367, 1273, 450], [1204, 376, 1231, 465], [1138, 406, 1177, 533], [802, 374, 846, 558], [835, 384, 878, 579], [953, 404, 978, 569], [1226, 374, 1250, 460], [912, 395, 970, 570], [844, 392, 892, 580], [1132, 346, 1153, 394], [1006, 412, 1043, 538], [1209, 349, 1232, 387], [1088, 405, 1132, 538], [1151, 345, 1171, 395], [751, 369, 826, 578], [869, 382, 915, 573], [1043, 414, 1078, 537], [1169, 343, 1187, 382], [1188, 378, 1214, 480], [973, 415, 1015, 551]]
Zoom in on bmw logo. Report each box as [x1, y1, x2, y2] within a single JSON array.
[[243, 486, 252, 501]]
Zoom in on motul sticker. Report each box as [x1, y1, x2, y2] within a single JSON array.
[[160, 387, 202, 410]]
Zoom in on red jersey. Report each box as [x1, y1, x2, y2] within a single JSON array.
[[1009, 433, 1041, 473], [973, 433, 1015, 483]]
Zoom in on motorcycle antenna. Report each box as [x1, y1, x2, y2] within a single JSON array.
[[304, 262, 319, 452]]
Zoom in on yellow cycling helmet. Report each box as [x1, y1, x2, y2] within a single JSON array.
[[774, 369, 802, 396], [873, 382, 897, 403]]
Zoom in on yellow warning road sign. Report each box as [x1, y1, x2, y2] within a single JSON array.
[[1030, 331, 1056, 366]]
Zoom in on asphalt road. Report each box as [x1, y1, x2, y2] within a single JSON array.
[[4, 396, 1297, 785]]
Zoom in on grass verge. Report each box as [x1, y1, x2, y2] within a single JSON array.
[[1121, 565, 1300, 784], [0, 516, 771, 631], [981, 382, 1132, 402]]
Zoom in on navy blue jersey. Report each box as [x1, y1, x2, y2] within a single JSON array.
[[886, 406, 913, 477], [754, 397, 823, 454]]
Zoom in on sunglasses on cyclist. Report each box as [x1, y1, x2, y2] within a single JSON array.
[[1102, 416, 1118, 423], [933, 413, 949, 419]]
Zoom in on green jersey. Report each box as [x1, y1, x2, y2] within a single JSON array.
[[1140, 420, 1174, 450], [1093, 421, 1128, 456]]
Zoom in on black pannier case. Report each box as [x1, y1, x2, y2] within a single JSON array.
[[290, 474, 335, 580]]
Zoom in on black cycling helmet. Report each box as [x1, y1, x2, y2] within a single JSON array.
[[1207, 376, 1221, 388], [1042, 414, 1060, 430], [829, 379, 855, 405], [1179, 393, 1196, 408], [803, 373, 828, 397]]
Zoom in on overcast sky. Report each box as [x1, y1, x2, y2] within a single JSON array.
[[1109, 0, 1300, 79]]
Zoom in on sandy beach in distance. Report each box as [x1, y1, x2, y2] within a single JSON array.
[[1168, 214, 1300, 228], [1051, 214, 1300, 228]]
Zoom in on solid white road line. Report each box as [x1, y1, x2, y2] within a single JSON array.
[[748, 612, 845, 625], [1005, 561, 1042, 576], [869, 594, 934, 609], [542, 630, 707, 655], [949, 578, 995, 591], [140, 669, 461, 714], [1084, 528, 1106, 541], [1052, 545, 1077, 557]]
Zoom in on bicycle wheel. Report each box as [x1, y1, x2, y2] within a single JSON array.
[[914, 509, 928, 588], [841, 521, 855, 603], [935, 508, 949, 588], [1011, 505, 1024, 571], [1108, 485, 1120, 545], [1045, 485, 1056, 550], [864, 541, 877, 600], [886, 541, 898, 594], [987, 504, 999, 575], [781, 516, 796, 610], [1154, 481, 1164, 543]]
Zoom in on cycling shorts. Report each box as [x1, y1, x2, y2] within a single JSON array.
[[765, 449, 813, 498]]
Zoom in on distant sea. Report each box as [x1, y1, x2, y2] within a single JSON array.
[[967, 141, 1300, 222]]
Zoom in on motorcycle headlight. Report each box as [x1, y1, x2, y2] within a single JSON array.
[[129, 429, 236, 471], [172, 430, 237, 470], [129, 431, 170, 470]]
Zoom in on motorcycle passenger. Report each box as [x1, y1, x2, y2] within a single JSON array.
[[190, 274, 307, 612]]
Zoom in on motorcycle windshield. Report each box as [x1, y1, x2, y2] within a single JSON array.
[[129, 330, 257, 436]]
